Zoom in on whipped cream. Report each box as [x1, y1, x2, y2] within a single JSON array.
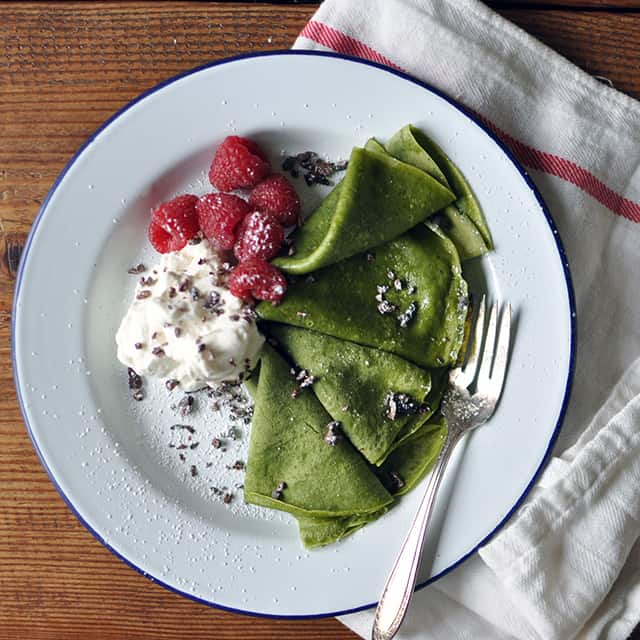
[[116, 239, 264, 391]]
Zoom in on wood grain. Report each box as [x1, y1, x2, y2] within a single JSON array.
[[1, 3, 638, 639]]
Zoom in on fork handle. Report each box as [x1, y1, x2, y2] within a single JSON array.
[[371, 430, 462, 640]]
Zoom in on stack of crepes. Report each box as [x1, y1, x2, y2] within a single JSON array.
[[242, 125, 493, 548]]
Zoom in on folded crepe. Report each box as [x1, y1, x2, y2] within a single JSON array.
[[273, 145, 455, 274], [265, 324, 439, 465], [243, 346, 447, 548], [275, 125, 490, 277], [259, 224, 468, 369], [243, 345, 393, 519], [380, 125, 492, 260], [298, 419, 447, 548]]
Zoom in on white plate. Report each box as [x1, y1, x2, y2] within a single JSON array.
[[12, 52, 575, 618]]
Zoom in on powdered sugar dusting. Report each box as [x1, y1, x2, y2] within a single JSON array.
[[123, 373, 286, 523]]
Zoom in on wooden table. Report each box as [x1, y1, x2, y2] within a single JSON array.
[[2, 2, 639, 638]]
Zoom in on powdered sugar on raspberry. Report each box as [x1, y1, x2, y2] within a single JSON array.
[[208, 136, 271, 192], [234, 211, 285, 263], [228, 258, 287, 303], [196, 192, 251, 250], [248, 174, 300, 227]]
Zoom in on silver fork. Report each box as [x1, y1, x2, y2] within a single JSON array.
[[371, 296, 511, 640]]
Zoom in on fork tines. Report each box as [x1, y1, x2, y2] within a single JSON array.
[[453, 295, 511, 400]]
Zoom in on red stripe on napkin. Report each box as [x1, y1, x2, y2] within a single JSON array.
[[300, 20, 401, 70]]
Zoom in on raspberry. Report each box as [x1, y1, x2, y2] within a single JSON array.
[[248, 174, 301, 227], [149, 221, 180, 253], [149, 194, 199, 253], [208, 136, 271, 191], [228, 258, 287, 303], [196, 193, 250, 250], [234, 211, 285, 263]]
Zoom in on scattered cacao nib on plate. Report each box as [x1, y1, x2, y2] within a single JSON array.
[[177, 394, 195, 416], [127, 367, 143, 390], [165, 378, 180, 391], [127, 263, 146, 274], [170, 424, 196, 434], [282, 151, 348, 186]]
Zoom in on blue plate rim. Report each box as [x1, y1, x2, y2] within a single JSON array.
[[11, 49, 576, 620]]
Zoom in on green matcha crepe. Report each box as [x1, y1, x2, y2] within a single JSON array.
[[266, 324, 438, 465], [242, 347, 446, 548], [259, 225, 468, 369], [243, 356, 392, 548], [273, 146, 455, 274], [385, 125, 492, 259], [379, 418, 447, 496], [387, 369, 446, 451], [365, 134, 488, 260], [297, 507, 390, 549], [296, 420, 446, 548], [243, 345, 393, 519]]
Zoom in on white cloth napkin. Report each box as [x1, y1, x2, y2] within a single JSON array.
[[294, 1, 640, 638]]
